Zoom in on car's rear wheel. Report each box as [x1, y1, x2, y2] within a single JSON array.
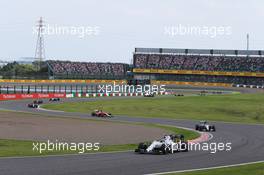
[[161, 144, 170, 154]]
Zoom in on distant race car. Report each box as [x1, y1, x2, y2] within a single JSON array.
[[28, 103, 39, 108], [135, 134, 188, 154], [49, 98, 60, 101], [195, 121, 216, 132], [91, 110, 112, 117], [143, 92, 155, 97], [174, 94, 184, 96], [33, 100, 43, 104]]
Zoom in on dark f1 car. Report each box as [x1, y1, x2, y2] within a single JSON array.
[[195, 121, 216, 132], [174, 94, 184, 96], [33, 100, 43, 104], [49, 98, 60, 101], [91, 110, 112, 117], [135, 134, 188, 154], [28, 103, 39, 108]]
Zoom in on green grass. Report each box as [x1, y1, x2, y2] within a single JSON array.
[[0, 139, 137, 157], [0, 123, 198, 157], [168, 162, 264, 175], [43, 94, 264, 124]]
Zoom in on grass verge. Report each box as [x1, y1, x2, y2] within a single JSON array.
[[0, 123, 198, 157], [42, 94, 264, 124]]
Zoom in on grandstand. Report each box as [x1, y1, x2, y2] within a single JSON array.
[[132, 48, 264, 86], [47, 60, 129, 80], [22, 47, 264, 87]]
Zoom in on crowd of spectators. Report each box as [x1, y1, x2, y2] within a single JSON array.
[[47, 60, 128, 78], [134, 54, 264, 72]]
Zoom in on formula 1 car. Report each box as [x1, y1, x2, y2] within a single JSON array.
[[174, 94, 184, 96], [195, 121, 216, 132], [143, 92, 155, 97], [28, 103, 39, 108], [33, 100, 43, 104], [49, 98, 60, 101], [91, 110, 112, 117], [135, 134, 188, 154]]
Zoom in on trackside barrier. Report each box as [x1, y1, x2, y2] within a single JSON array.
[[0, 92, 168, 101], [0, 93, 66, 101], [65, 92, 167, 98]]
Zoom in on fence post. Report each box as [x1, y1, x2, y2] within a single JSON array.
[[27, 85, 30, 94]]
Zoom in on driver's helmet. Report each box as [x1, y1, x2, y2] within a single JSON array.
[[164, 135, 171, 140], [200, 121, 207, 124]]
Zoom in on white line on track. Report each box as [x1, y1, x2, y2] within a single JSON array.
[[145, 160, 264, 175], [37, 106, 64, 113]]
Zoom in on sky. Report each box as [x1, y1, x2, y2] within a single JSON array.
[[0, 0, 263, 63]]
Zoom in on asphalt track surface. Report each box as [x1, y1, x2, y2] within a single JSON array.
[[0, 94, 264, 174]]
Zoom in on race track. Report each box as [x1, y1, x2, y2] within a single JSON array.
[[0, 94, 264, 175]]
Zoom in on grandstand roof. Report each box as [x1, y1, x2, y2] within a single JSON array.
[[135, 48, 264, 56]]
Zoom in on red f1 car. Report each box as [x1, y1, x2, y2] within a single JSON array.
[[91, 110, 112, 117]]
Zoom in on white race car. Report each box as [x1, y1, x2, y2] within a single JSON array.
[[135, 135, 188, 154], [143, 92, 155, 97], [195, 121, 216, 132]]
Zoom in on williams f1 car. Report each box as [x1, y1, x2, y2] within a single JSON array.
[[195, 121, 216, 132], [91, 110, 112, 117], [135, 134, 188, 154]]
